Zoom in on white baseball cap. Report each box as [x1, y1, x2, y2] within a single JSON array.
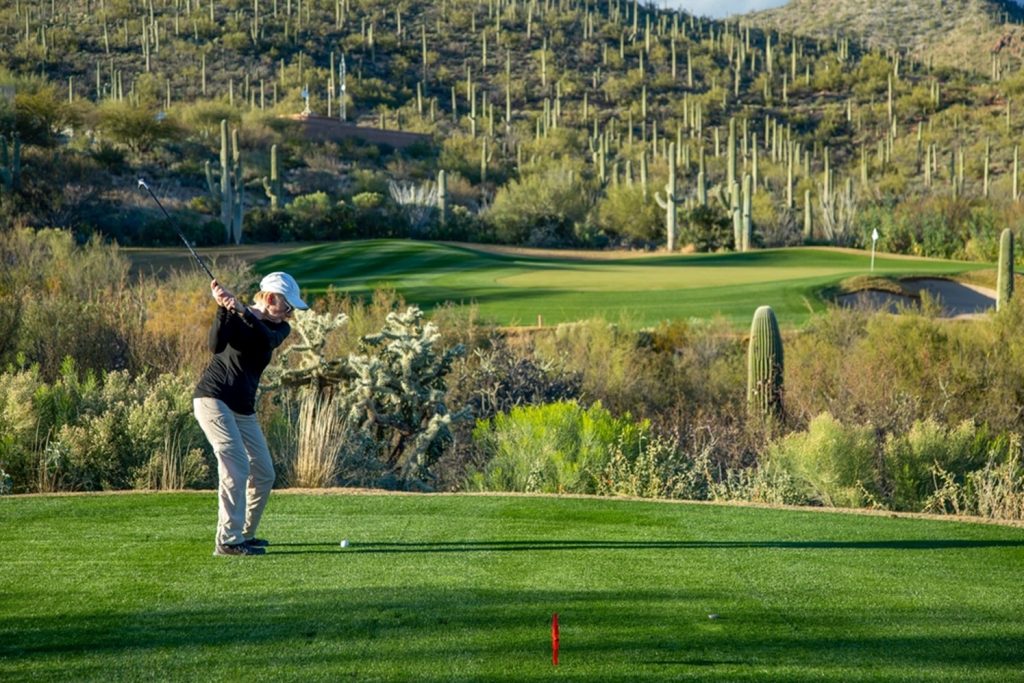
[[259, 271, 309, 310]]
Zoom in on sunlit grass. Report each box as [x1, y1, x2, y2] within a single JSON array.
[[2, 492, 1022, 681], [257, 241, 990, 328]]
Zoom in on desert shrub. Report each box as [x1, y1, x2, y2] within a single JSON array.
[[757, 204, 804, 247], [593, 183, 662, 244], [350, 191, 403, 237], [596, 432, 688, 499], [486, 164, 594, 246], [451, 338, 583, 421], [681, 204, 733, 252], [967, 445, 1024, 520], [0, 228, 135, 379], [94, 101, 182, 157], [0, 362, 48, 492], [13, 80, 79, 146], [129, 259, 255, 379], [435, 337, 584, 489], [881, 418, 990, 511], [126, 372, 211, 490], [867, 195, 980, 259], [925, 435, 1024, 520], [786, 307, 979, 432], [530, 318, 745, 427], [706, 459, 810, 506], [531, 320, 656, 415], [765, 412, 878, 508], [428, 204, 484, 242], [283, 192, 357, 240], [135, 212, 222, 247], [468, 400, 648, 494], [244, 206, 294, 242], [0, 362, 209, 493]]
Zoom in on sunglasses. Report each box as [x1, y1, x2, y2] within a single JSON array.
[[276, 295, 294, 314]]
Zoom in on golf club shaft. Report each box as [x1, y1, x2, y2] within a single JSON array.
[[139, 179, 246, 317], [138, 179, 216, 281]]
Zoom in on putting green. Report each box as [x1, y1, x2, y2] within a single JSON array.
[[257, 241, 990, 328]]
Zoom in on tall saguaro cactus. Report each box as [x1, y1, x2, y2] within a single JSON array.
[[655, 142, 683, 251], [262, 143, 284, 209], [741, 173, 753, 251], [747, 305, 784, 421], [998, 228, 1014, 311], [208, 119, 245, 244]]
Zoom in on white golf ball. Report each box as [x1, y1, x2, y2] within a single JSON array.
[[339, 539, 349, 548]]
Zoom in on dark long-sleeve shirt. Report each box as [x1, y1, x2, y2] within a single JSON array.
[[193, 307, 291, 415]]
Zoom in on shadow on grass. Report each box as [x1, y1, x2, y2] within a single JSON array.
[[4, 586, 1022, 680], [266, 538, 1024, 555]]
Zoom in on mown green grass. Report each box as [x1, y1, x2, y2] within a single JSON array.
[[2, 493, 1022, 681], [256, 241, 990, 328]]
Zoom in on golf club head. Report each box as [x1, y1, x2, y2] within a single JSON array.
[[137, 178, 149, 191]]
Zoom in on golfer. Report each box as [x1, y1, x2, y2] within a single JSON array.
[[193, 272, 308, 557]]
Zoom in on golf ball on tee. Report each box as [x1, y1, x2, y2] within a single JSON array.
[[339, 539, 349, 548]]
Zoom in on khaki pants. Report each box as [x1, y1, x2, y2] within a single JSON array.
[[193, 397, 276, 547]]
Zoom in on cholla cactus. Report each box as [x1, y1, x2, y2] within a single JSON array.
[[349, 306, 470, 485], [264, 308, 352, 392], [265, 306, 469, 488]]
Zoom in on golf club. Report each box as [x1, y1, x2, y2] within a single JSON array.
[[138, 178, 216, 281], [138, 178, 246, 316]]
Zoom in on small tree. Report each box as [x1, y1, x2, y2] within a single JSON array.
[[682, 205, 733, 252], [96, 101, 180, 157]]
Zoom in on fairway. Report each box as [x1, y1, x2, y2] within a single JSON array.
[[2, 493, 1022, 681], [256, 241, 990, 328]]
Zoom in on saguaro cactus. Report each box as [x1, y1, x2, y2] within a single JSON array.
[[747, 305, 784, 421], [262, 143, 284, 209], [998, 228, 1014, 311], [655, 142, 683, 251], [209, 119, 245, 244], [741, 173, 753, 251]]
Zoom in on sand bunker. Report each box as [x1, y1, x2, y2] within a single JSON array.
[[837, 279, 996, 318]]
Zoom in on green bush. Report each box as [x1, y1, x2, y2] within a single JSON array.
[[925, 435, 1024, 520], [0, 363, 211, 493], [244, 206, 294, 242], [468, 400, 648, 494], [682, 204, 733, 252], [881, 418, 989, 511], [0, 228, 137, 379], [765, 412, 878, 508], [486, 164, 594, 246], [593, 183, 662, 244], [596, 433, 684, 499]]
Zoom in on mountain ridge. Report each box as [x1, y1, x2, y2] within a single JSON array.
[[746, 0, 1024, 73]]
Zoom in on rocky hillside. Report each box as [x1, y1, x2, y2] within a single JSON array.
[[747, 0, 1024, 74]]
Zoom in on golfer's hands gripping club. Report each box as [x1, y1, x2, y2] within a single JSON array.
[[211, 280, 247, 317]]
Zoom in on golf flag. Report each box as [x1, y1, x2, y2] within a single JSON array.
[[871, 228, 879, 272]]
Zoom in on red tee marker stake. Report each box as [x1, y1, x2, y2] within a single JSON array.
[[551, 613, 560, 666]]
